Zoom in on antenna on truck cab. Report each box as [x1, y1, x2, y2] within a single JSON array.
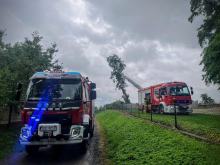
[[123, 75, 143, 90]]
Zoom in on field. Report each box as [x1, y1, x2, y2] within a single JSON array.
[[0, 125, 21, 159], [96, 110, 220, 165], [127, 109, 220, 143]]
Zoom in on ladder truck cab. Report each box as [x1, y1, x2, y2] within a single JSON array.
[[138, 82, 193, 114], [19, 71, 96, 154]]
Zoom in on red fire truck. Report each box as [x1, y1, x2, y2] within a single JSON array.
[[138, 82, 193, 114], [19, 71, 96, 154]]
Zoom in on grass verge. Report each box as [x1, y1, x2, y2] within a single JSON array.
[[0, 124, 21, 160], [97, 110, 220, 165], [129, 110, 220, 143]]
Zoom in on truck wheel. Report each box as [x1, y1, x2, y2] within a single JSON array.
[[80, 140, 88, 154], [159, 105, 164, 114], [25, 145, 39, 154], [90, 126, 94, 138]]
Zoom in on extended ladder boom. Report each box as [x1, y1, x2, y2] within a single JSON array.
[[124, 75, 143, 90]]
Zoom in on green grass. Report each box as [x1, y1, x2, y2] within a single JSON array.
[[128, 109, 220, 143], [0, 124, 21, 160], [97, 110, 220, 165]]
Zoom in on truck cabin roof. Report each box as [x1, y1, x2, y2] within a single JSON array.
[[138, 81, 187, 92], [30, 72, 82, 80]]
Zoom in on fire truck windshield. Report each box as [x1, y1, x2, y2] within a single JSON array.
[[26, 78, 82, 101], [169, 85, 190, 96]]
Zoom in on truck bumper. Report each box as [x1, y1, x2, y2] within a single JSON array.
[[20, 125, 88, 146], [19, 138, 84, 145], [165, 105, 193, 114]]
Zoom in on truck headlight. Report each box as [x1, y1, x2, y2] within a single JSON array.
[[21, 127, 31, 139], [71, 127, 80, 138]]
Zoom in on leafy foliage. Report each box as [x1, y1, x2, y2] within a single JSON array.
[[200, 93, 215, 104], [105, 100, 125, 109], [97, 111, 220, 165], [107, 54, 130, 103], [0, 31, 62, 107], [189, 0, 220, 87], [201, 33, 220, 85], [0, 125, 21, 160]]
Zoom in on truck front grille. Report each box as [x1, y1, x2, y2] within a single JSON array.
[[40, 114, 72, 134]]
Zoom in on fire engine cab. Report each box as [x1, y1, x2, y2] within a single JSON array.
[[138, 82, 193, 114], [19, 71, 96, 154]]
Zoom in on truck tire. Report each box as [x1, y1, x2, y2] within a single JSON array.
[[90, 126, 94, 138], [25, 145, 39, 154], [80, 140, 88, 154]]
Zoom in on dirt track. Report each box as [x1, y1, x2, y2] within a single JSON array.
[[0, 121, 102, 165], [193, 107, 220, 115]]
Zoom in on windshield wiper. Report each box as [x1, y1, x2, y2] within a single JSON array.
[[33, 79, 43, 85]]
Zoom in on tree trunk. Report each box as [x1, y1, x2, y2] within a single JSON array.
[[121, 88, 130, 104]]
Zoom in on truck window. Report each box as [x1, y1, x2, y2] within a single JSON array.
[[169, 85, 190, 96], [27, 79, 82, 100], [154, 89, 159, 97], [160, 87, 167, 96], [145, 93, 151, 104]]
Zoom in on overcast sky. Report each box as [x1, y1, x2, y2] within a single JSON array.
[[1, 0, 220, 106]]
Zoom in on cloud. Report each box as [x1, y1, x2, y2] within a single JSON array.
[[0, 0, 220, 106], [89, 0, 202, 48]]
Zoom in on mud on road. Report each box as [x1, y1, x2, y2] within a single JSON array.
[[0, 121, 103, 165]]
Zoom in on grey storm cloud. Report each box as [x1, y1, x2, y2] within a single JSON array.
[[0, 0, 220, 105], [88, 0, 202, 48]]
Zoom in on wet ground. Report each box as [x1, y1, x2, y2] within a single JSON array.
[[0, 122, 102, 165]]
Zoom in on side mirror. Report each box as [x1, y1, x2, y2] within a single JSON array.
[[15, 82, 23, 101], [90, 83, 96, 90], [90, 90, 96, 100], [190, 87, 194, 95]]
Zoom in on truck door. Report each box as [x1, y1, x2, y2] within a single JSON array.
[[145, 92, 151, 112], [159, 87, 167, 103], [83, 82, 94, 134], [153, 88, 160, 105], [83, 82, 90, 115]]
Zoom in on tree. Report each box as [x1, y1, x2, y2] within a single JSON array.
[[189, 0, 220, 88], [105, 100, 125, 109], [107, 54, 130, 103], [200, 93, 215, 104], [0, 31, 62, 107]]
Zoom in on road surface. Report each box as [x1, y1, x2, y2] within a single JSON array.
[[193, 107, 220, 115], [0, 122, 102, 165]]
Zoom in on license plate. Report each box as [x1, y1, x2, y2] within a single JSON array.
[[40, 125, 57, 131]]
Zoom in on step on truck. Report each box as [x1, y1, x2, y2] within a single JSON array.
[[19, 71, 96, 154], [138, 82, 193, 114]]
